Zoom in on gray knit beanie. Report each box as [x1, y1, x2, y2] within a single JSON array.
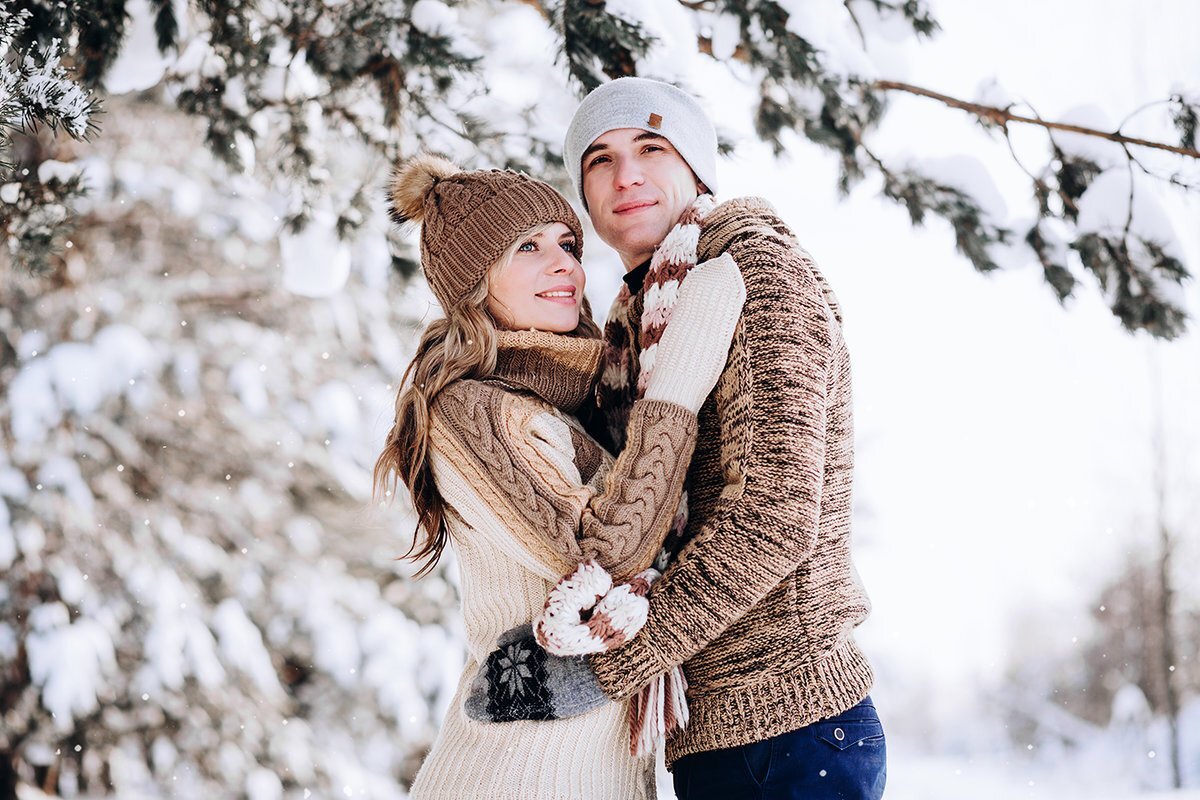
[[563, 77, 718, 210]]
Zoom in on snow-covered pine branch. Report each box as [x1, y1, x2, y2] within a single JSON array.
[[2, 0, 1197, 336], [1, 8, 99, 273]]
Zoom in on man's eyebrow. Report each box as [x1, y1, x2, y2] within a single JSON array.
[[581, 142, 608, 162], [582, 132, 668, 163]]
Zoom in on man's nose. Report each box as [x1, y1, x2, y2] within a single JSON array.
[[613, 156, 644, 189]]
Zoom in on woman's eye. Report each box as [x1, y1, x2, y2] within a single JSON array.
[[518, 241, 536, 252], [560, 240, 577, 253]]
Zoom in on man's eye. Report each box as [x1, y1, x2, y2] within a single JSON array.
[[644, 145, 664, 153], [586, 155, 610, 169]]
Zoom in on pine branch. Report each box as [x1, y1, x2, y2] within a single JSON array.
[[873, 80, 1200, 160]]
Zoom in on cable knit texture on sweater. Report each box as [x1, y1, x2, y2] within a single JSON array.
[[588, 197, 875, 766], [409, 330, 696, 799]]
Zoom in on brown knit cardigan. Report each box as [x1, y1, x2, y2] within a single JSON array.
[[588, 197, 875, 766]]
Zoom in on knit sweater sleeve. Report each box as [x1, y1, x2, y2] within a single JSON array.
[[431, 380, 698, 582], [591, 202, 836, 697]]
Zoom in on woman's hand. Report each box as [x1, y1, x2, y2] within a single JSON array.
[[464, 624, 609, 723]]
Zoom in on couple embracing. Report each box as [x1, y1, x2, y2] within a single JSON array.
[[374, 77, 886, 800]]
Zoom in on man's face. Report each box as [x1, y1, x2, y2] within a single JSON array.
[[581, 128, 701, 270]]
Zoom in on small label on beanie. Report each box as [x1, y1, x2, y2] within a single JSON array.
[[648, 113, 663, 129]]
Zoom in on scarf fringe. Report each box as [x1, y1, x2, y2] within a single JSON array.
[[629, 666, 690, 757]]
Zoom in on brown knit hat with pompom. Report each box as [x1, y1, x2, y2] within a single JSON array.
[[388, 154, 584, 311]]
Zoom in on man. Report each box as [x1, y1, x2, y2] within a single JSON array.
[[574, 76, 884, 800], [472, 77, 886, 800]]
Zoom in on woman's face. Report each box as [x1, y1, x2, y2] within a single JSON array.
[[487, 222, 585, 332]]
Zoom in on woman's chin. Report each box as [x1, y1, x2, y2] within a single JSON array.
[[535, 314, 581, 334]]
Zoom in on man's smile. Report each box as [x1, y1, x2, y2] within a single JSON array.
[[612, 199, 658, 215]]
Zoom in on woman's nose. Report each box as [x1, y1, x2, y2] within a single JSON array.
[[548, 247, 580, 274]]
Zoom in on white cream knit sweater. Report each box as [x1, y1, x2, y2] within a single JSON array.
[[408, 331, 700, 799]]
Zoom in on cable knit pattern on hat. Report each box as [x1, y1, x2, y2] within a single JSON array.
[[389, 154, 584, 311]]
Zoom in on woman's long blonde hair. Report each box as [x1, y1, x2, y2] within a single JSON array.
[[373, 223, 601, 577]]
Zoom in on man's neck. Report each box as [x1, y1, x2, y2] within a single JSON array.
[[621, 257, 653, 294], [620, 251, 652, 272]]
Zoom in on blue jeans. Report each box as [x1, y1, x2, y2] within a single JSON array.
[[671, 695, 886, 800]]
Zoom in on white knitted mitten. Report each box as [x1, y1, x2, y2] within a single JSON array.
[[642, 253, 746, 413], [534, 561, 658, 656]]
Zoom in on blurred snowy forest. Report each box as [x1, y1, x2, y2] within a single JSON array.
[[2, 0, 1199, 798]]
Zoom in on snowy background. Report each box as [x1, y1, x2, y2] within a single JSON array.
[[2, 0, 1198, 798]]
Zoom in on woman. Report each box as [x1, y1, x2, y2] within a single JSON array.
[[373, 154, 744, 799]]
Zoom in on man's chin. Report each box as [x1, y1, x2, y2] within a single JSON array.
[[600, 224, 670, 263]]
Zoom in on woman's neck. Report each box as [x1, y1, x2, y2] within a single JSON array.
[[491, 330, 603, 414]]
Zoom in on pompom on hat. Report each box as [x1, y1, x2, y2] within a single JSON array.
[[388, 154, 584, 311]]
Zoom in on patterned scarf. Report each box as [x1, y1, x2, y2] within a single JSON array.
[[598, 193, 718, 448], [601, 193, 718, 755]]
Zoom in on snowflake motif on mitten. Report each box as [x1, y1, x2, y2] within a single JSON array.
[[498, 642, 534, 698], [483, 631, 553, 721]]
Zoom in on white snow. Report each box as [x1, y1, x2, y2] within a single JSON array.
[[279, 213, 353, 297], [976, 78, 1018, 111], [229, 358, 271, 416], [25, 603, 116, 730], [779, 0, 878, 77], [605, 0, 704, 84], [1055, 104, 1126, 168], [410, 0, 457, 35], [37, 456, 94, 514], [102, 0, 172, 94], [132, 566, 226, 692], [212, 598, 286, 701], [707, 13, 742, 62], [0, 499, 14, 570], [19, 40, 93, 137], [6, 324, 158, 444], [245, 768, 283, 800], [36, 158, 81, 184], [912, 153, 1010, 227], [1076, 169, 1180, 251], [311, 380, 361, 443]]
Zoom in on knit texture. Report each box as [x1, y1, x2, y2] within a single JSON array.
[[563, 77, 718, 208], [463, 623, 612, 722], [641, 252, 742, 414], [389, 156, 583, 311], [409, 330, 695, 799], [533, 560, 658, 655], [587, 197, 875, 767]]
